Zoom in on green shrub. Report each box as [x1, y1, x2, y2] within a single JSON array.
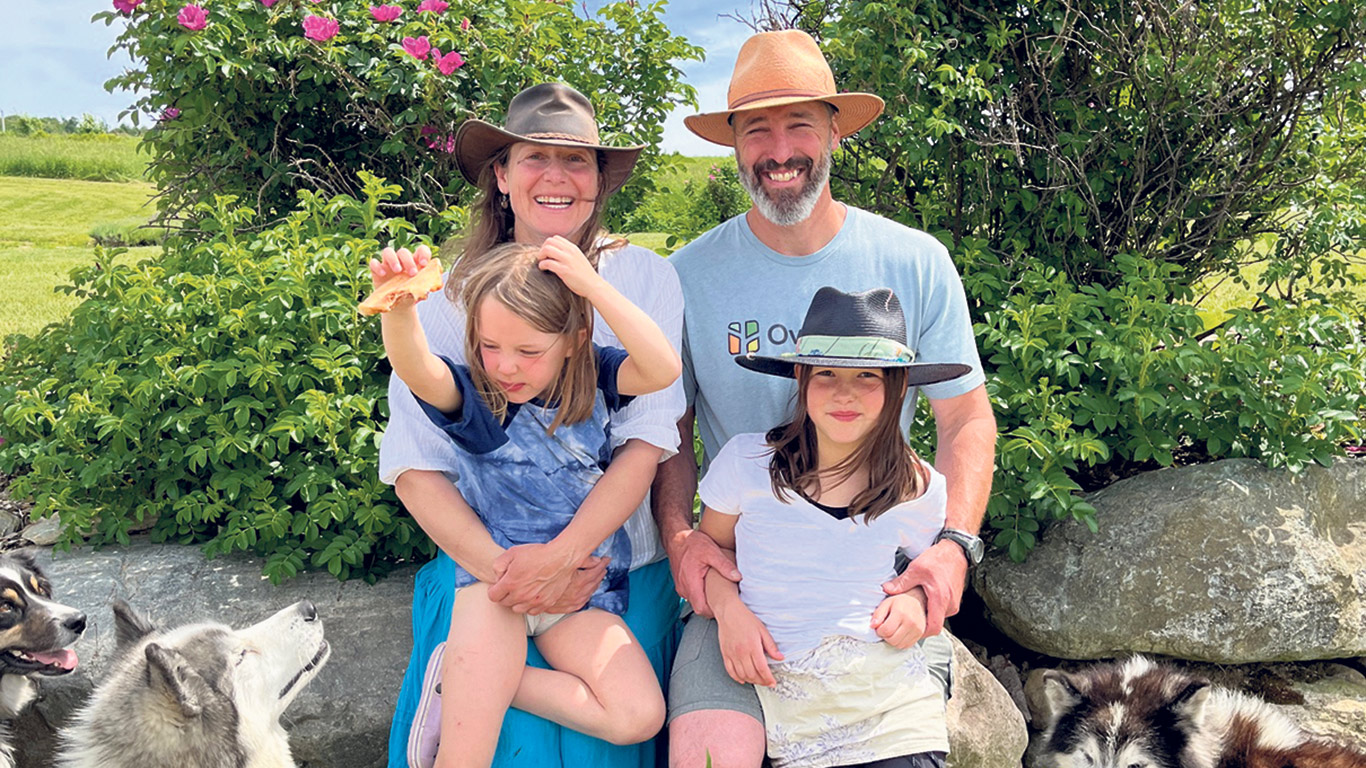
[[0, 175, 426, 582], [90, 217, 171, 247], [940, 251, 1366, 561], [623, 162, 748, 245], [97, 0, 701, 238]]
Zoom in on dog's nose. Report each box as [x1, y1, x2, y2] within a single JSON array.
[[298, 601, 318, 622], [65, 613, 87, 636]]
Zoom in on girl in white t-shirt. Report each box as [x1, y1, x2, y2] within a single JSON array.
[[698, 286, 972, 768]]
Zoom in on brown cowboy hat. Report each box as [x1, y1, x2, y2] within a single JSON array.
[[454, 83, 644, 197], [684, 29, 885, 148]]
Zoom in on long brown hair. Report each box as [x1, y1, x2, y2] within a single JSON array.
[[765, 366, 929, 522], [445, 145, 622, 288], [457, 242, 597, 434]]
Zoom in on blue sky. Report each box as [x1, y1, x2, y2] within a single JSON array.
[[2, 0, 753, 155]]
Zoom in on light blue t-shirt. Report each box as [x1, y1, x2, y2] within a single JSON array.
[[669, 206, 985, 468]]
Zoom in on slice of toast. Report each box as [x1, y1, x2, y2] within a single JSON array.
[[359, 257, 444, 316]]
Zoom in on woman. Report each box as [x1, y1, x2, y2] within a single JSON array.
[[381, 83, 684, 768]]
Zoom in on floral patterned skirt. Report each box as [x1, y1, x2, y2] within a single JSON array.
[[756, 635, 950, 768]]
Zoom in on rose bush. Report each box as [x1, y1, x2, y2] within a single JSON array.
[[95, 0, 700, 239]]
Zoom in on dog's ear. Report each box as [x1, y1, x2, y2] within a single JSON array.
[[113, 600, 158, 650], [1165, 678, 1212, 726], [1041, 669, 1086, 724], [7, 549, 41, 575], [145, 643, 204, 719]]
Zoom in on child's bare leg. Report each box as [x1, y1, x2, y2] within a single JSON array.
[[512, 609, 665, 746], [434, 582, 527, 768]]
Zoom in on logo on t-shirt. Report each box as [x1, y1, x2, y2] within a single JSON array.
[[728, 320, 760, 355]]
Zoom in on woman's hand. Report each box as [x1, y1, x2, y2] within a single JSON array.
[[870, 588, 928, 649], [369, 244, 433, 304], [487, 542, 585, 615], [537, 236, 607, 299], [715, 603, 783, 687]]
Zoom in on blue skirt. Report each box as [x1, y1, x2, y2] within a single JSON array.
[[388, 554, 681, 768]]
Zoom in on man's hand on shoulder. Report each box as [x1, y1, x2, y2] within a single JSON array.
[[881, 539, 968, 637]]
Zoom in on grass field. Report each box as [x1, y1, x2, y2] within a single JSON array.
[[0, 176, 157, 341], [0, 134, 148, 183]]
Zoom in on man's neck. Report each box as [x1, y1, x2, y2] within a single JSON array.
[[746, 188, 847, 257]]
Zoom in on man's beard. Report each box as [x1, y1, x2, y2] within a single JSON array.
[[738, 149, 831, 226]]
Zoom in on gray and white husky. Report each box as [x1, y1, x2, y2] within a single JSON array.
[[0, 550, 86, 768], [57, 599, 330, 768], [1034, 655, 1366, 768]]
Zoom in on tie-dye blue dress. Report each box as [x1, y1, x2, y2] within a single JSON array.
[[412, 345, 633, 613]]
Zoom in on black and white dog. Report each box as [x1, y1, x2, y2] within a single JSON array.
[[0, 550, 86, 767], [1034, 656, 1366, 768]]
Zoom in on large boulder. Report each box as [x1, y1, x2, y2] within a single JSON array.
[[946, 635, 1029, 768], [975, 458, 1366, 662], [11, 541, 417, 768]]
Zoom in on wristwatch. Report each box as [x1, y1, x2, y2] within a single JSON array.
[[935, 528, 985, 568]]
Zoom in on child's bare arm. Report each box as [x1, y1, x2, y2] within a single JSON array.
[[537, 236, 681, 396], [871, 588, 929, 649], [369, 246, 462, 414], [700, 507, 783, 685]]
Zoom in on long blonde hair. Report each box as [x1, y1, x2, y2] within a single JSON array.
[[457, 243, 597, 433], [765, 366, 928, 522]]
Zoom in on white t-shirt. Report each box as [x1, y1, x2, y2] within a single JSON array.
[[698, 432, 947, 658]]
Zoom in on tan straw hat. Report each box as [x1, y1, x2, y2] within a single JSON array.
[[454, 83, 644, 196], [684, 29, 885, 147]]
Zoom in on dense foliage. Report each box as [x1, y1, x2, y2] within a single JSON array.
[[622, 161, 749, 246], [756, 0, 1366, 558], [96, 0, 700, 238], [0, 176, 423, 582]]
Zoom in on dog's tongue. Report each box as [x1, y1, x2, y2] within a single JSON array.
[[29, 649, 77, 670]]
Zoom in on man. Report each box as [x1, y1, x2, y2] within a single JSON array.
[[652, 29, 998, 768]]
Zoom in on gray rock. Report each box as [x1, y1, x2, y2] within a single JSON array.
[[20, 513, 63, 546], [975, 459, 1366, 662], [946, 635, 1029, 768], [11, 541, 418, 768], [1279, 662, 1366, 747]]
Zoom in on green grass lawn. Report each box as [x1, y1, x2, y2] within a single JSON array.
[[0, 134, 148, 182], [0, 176, 157, 341]]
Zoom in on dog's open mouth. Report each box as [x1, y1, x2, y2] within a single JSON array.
[[278, 639, 329, 700], [3, 646, 78, 676]]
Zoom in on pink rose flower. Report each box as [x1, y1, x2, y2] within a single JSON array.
[[177, 3, 208, 30], [370, 4, 403, 22], [261, 0, 278, 6], [113, 0, 143, 14], [433, 49, 464, 75], [302, 15, 339, 41], [402, 35, 431, 60], [160, 107, 181, 121], [416, 0, 447, 13]]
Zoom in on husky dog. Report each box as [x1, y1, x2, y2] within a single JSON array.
[[1035, 656, 1366, 768], [0, 550, 86, 768], [57, 599, 330, 768]]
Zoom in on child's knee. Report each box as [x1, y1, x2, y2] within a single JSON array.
[[602, 691, 665, 745]]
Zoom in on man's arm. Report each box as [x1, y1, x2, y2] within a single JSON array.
[[650, 407, 740, 616], [883, 384, 996, 635]]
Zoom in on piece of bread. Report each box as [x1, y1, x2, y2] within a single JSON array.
[[359, 257, 444, 316]]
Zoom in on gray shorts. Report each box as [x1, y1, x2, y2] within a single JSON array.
[[666, 614, 954, 724]]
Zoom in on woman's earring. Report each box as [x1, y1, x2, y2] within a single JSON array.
[[500, 194, 509, 210]]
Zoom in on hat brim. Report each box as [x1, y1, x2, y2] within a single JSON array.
[[453, 119, 644, 197], [683, 92, 885, 148], [736, 354, 971, 387]]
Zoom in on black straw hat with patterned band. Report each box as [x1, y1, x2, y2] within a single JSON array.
[[454, 83, 645, 196], [735, 287, 972, 386]]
